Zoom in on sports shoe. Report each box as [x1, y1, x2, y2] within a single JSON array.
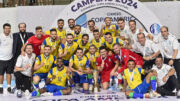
[[25, 90, 31, 100], [7, 87, 12, 93], [0, 87, 3, 94], [150, 91, 161, 98], [41, 92, 53, 96], [177, 90, 180, 99], [16, 90, 22, 98]]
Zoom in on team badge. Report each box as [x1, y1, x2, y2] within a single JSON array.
[[109, 58, 111, 62]]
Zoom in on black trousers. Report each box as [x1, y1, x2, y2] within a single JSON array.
[[164, 58, 180, 84], [157, 75, 180, 96], [143, 59, 155, 70], [14, 72, 32, 92]]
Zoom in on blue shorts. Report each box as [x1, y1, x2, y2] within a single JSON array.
[[45, 84, 66, 93], [63, 60, 69, 66], [33, 73, 48, 81], [133, 79, 150, 94], [73, 72, 88, 84]]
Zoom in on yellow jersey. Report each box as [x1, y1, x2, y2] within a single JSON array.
[[77, 39, 90, 53], [72, 32, 82, 42], [104, 37, 124, 50], [91, 37, 105, 50], [123, 68, 145, 89], [47, 67, 68, 87], [102, 25, 116, 37], [46, 28, 66, 39], [58, 42, 78, 60], [34, 54, 56, 74], [85, 52, 99, 69], [69, 55, 90, 70], [41, 37, 59, 57]]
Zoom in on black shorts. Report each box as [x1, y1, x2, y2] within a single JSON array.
[[0, 59, 14, 75]]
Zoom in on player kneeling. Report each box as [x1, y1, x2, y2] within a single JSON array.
[[122, 60, 160, 99], [25, 57, 73, 99]]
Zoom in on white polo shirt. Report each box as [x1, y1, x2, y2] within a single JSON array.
[[15, 53, 36, 77], [158, 34, 180, 59], [0, 33, 13, 60], [117, 25, 130, 39], [65, 27, 74, 34], [132, 39, 159, 58], [152, 64, 173, 87]]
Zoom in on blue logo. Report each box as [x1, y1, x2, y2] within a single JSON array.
[[150, 23, 161, 35], [76, 14, 87, 28]]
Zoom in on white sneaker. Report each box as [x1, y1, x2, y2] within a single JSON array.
[[25, 90, 31, 100], [16, 90, 22, 98], [150, 91, 161, 98], [41, 92, 53, 96]]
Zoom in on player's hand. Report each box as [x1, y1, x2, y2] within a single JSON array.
[[163, 75, 168, 82], [21, 51, 26, 56], [90, 57, 94, 62], [77, 71, 83, 75], [41, 62, 45, 66], [168, 59, 174, 66], [101, 24, 106, 29], [51, 47, 55, 52], [64, 49, 68, 55], [24, 64, 30, 70], [52, 75, 56, 80], [78, 66, 83, 72], [143, 56, 151, 61]]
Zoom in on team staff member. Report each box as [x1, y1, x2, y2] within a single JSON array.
[[113, 43, 144, 84], [123, 60, 159, 98], [22, 26, 49, 56], [96, 46, 119, 90], [41, 29, 60, 57], [69, 48, 91, 94], [104, 32, 124, 51], [59, 33, 78, 66], [46, 19, 66, 43], [158, 26, 180, 95], [0, 23, 13, 94], [152, 56, 180, 97], [66, 18, 75, 34], [91, 29, 105, 51], [77, 34, 90, 54], [128, 33, 161, 70], [33, 45, 56, 89], [25, 58, 73, 99], [100, 17, 116, 37], [14, 44, 36, 97], [13, 23, 34, 66]]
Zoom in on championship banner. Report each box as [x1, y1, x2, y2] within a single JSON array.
[[51, 0, 162, 35]]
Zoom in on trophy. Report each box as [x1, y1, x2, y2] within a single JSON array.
[[92, 70, 100, 93]]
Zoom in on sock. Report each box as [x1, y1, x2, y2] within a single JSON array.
[[31, 90, 40, 97], [7, 85, 11, 88], [150, 76, 157, 91], [0, 84, 2, 88], [33, 82, 39, 89], [53, 90, 63, 96], [129, 92, 144, 98]]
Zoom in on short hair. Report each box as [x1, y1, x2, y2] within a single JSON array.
[[82, 34, 89, 39], [105, 17, 111, 21], [105, 32, 112, 36], [3, 23, 11, 29], [44, 45, 51, 49], [50, 28, 57, 33], [129, 20, 136, 25], [137, 32, 145, 38], [57, 19, 64, 23], [75, 25, 81, 28], [88, 20, 95, 25], [57, 57, 63, 60], [99, 46, 107, 52], [117, 18, 125, 22], [161, 26, 169, 32], [155, 55, 163, 60], [68, 18, 75, 23], [113, 43, 120, 47], [89, 44, 96, 49], [66, 33, 73, 37], [76, 48, 83, 52], [128, 59, 135, 63], [35, 26, 42, 31], [18, 22, 26, 28], [93, 29, 99, 33], [24, 44, 33, 51]]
